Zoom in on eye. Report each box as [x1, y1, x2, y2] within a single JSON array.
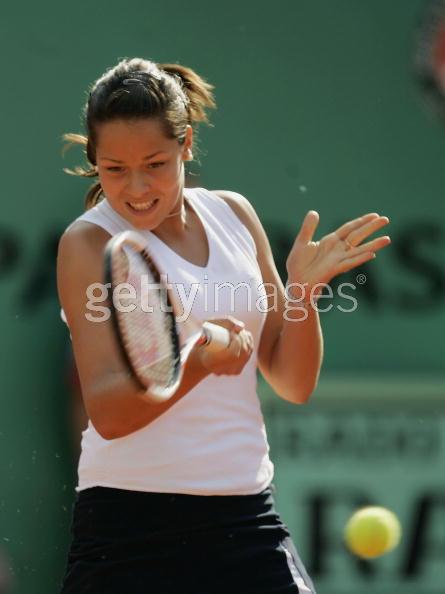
[[148, 162, 166, 169], [106, 166, 124, 173]]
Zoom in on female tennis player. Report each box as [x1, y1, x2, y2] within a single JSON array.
[[57, 57, 390, 593]]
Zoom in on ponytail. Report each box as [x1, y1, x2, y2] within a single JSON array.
[[157, 63, 216, 124]]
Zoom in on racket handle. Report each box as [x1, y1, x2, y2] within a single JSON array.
[[201, 322, 231, 352]]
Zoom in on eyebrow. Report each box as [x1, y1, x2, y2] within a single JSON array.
[[99, 151, 166, 163]]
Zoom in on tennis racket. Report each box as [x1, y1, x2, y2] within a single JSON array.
[[104, 230, 231, 403]]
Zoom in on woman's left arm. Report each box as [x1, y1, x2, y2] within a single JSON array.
[[215, 190, 390, 405]]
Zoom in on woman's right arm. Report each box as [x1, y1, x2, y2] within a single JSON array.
[[57, 223, 251, 440]]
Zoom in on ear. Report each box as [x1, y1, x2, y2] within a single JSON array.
[[182, 125, 194, 161]]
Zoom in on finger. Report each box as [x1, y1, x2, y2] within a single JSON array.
[[335, 213, 380, 240], [348, 216, 390, 247], [334, 251, 376, 275], [227, 316, 245, 334], [205, 317, 244, 334], [228, 332, 242, 358], [344, 235, 391, 257], [245, 331, 254, 352], [296, 210, 320, 244], [236, 330, 248, 353], [240, 330, 254, 355]]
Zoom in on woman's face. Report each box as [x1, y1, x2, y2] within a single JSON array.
[[95, 118, 193, 230]]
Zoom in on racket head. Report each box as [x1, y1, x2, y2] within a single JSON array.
[[104, 230, 182, 402]]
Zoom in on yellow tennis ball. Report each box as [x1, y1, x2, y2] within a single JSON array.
[[344, 506, 402, 559]]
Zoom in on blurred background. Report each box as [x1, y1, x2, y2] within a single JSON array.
[[0, 0, 444, 592]]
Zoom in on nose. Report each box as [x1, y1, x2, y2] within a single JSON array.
[[127, 172, 150, 198]]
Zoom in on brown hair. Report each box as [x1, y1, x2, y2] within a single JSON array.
[[63, 58, 216, 209]]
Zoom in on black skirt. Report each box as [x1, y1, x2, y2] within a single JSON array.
[[59, 484, 316, 594]]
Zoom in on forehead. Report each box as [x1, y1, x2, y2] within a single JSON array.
[[96, 118, 176, 159]]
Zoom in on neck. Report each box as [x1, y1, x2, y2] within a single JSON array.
[[153, 192, 188, 240], [165, 199, 186, 220]]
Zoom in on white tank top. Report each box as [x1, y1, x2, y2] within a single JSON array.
[[63, 186, 274, 495]]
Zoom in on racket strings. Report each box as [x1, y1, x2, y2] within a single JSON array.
[[112, 248, 179, 387]]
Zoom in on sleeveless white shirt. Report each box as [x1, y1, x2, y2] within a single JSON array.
[[63, 186, 274, 495]]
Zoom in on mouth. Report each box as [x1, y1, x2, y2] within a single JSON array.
[[126, 198, 159, 215]]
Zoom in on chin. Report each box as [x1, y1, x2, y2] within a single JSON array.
[[130, 218, 158, 231]]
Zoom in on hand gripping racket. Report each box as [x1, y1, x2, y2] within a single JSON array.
[[104, 230, 231, 403]]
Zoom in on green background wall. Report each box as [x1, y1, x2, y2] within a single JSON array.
[[1, 1, 444, 593]]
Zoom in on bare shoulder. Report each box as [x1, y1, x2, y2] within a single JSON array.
[[212, 189, 259, 228], [58, 221, 111, 261], [57, 222, 112, 325], [211, 189, 267, 252], [57, 222, 112, 285]]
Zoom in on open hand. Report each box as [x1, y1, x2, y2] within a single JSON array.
[[286, 211, 391, 297]]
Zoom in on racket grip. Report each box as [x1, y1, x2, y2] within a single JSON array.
[[201, 322, 231, 352]]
